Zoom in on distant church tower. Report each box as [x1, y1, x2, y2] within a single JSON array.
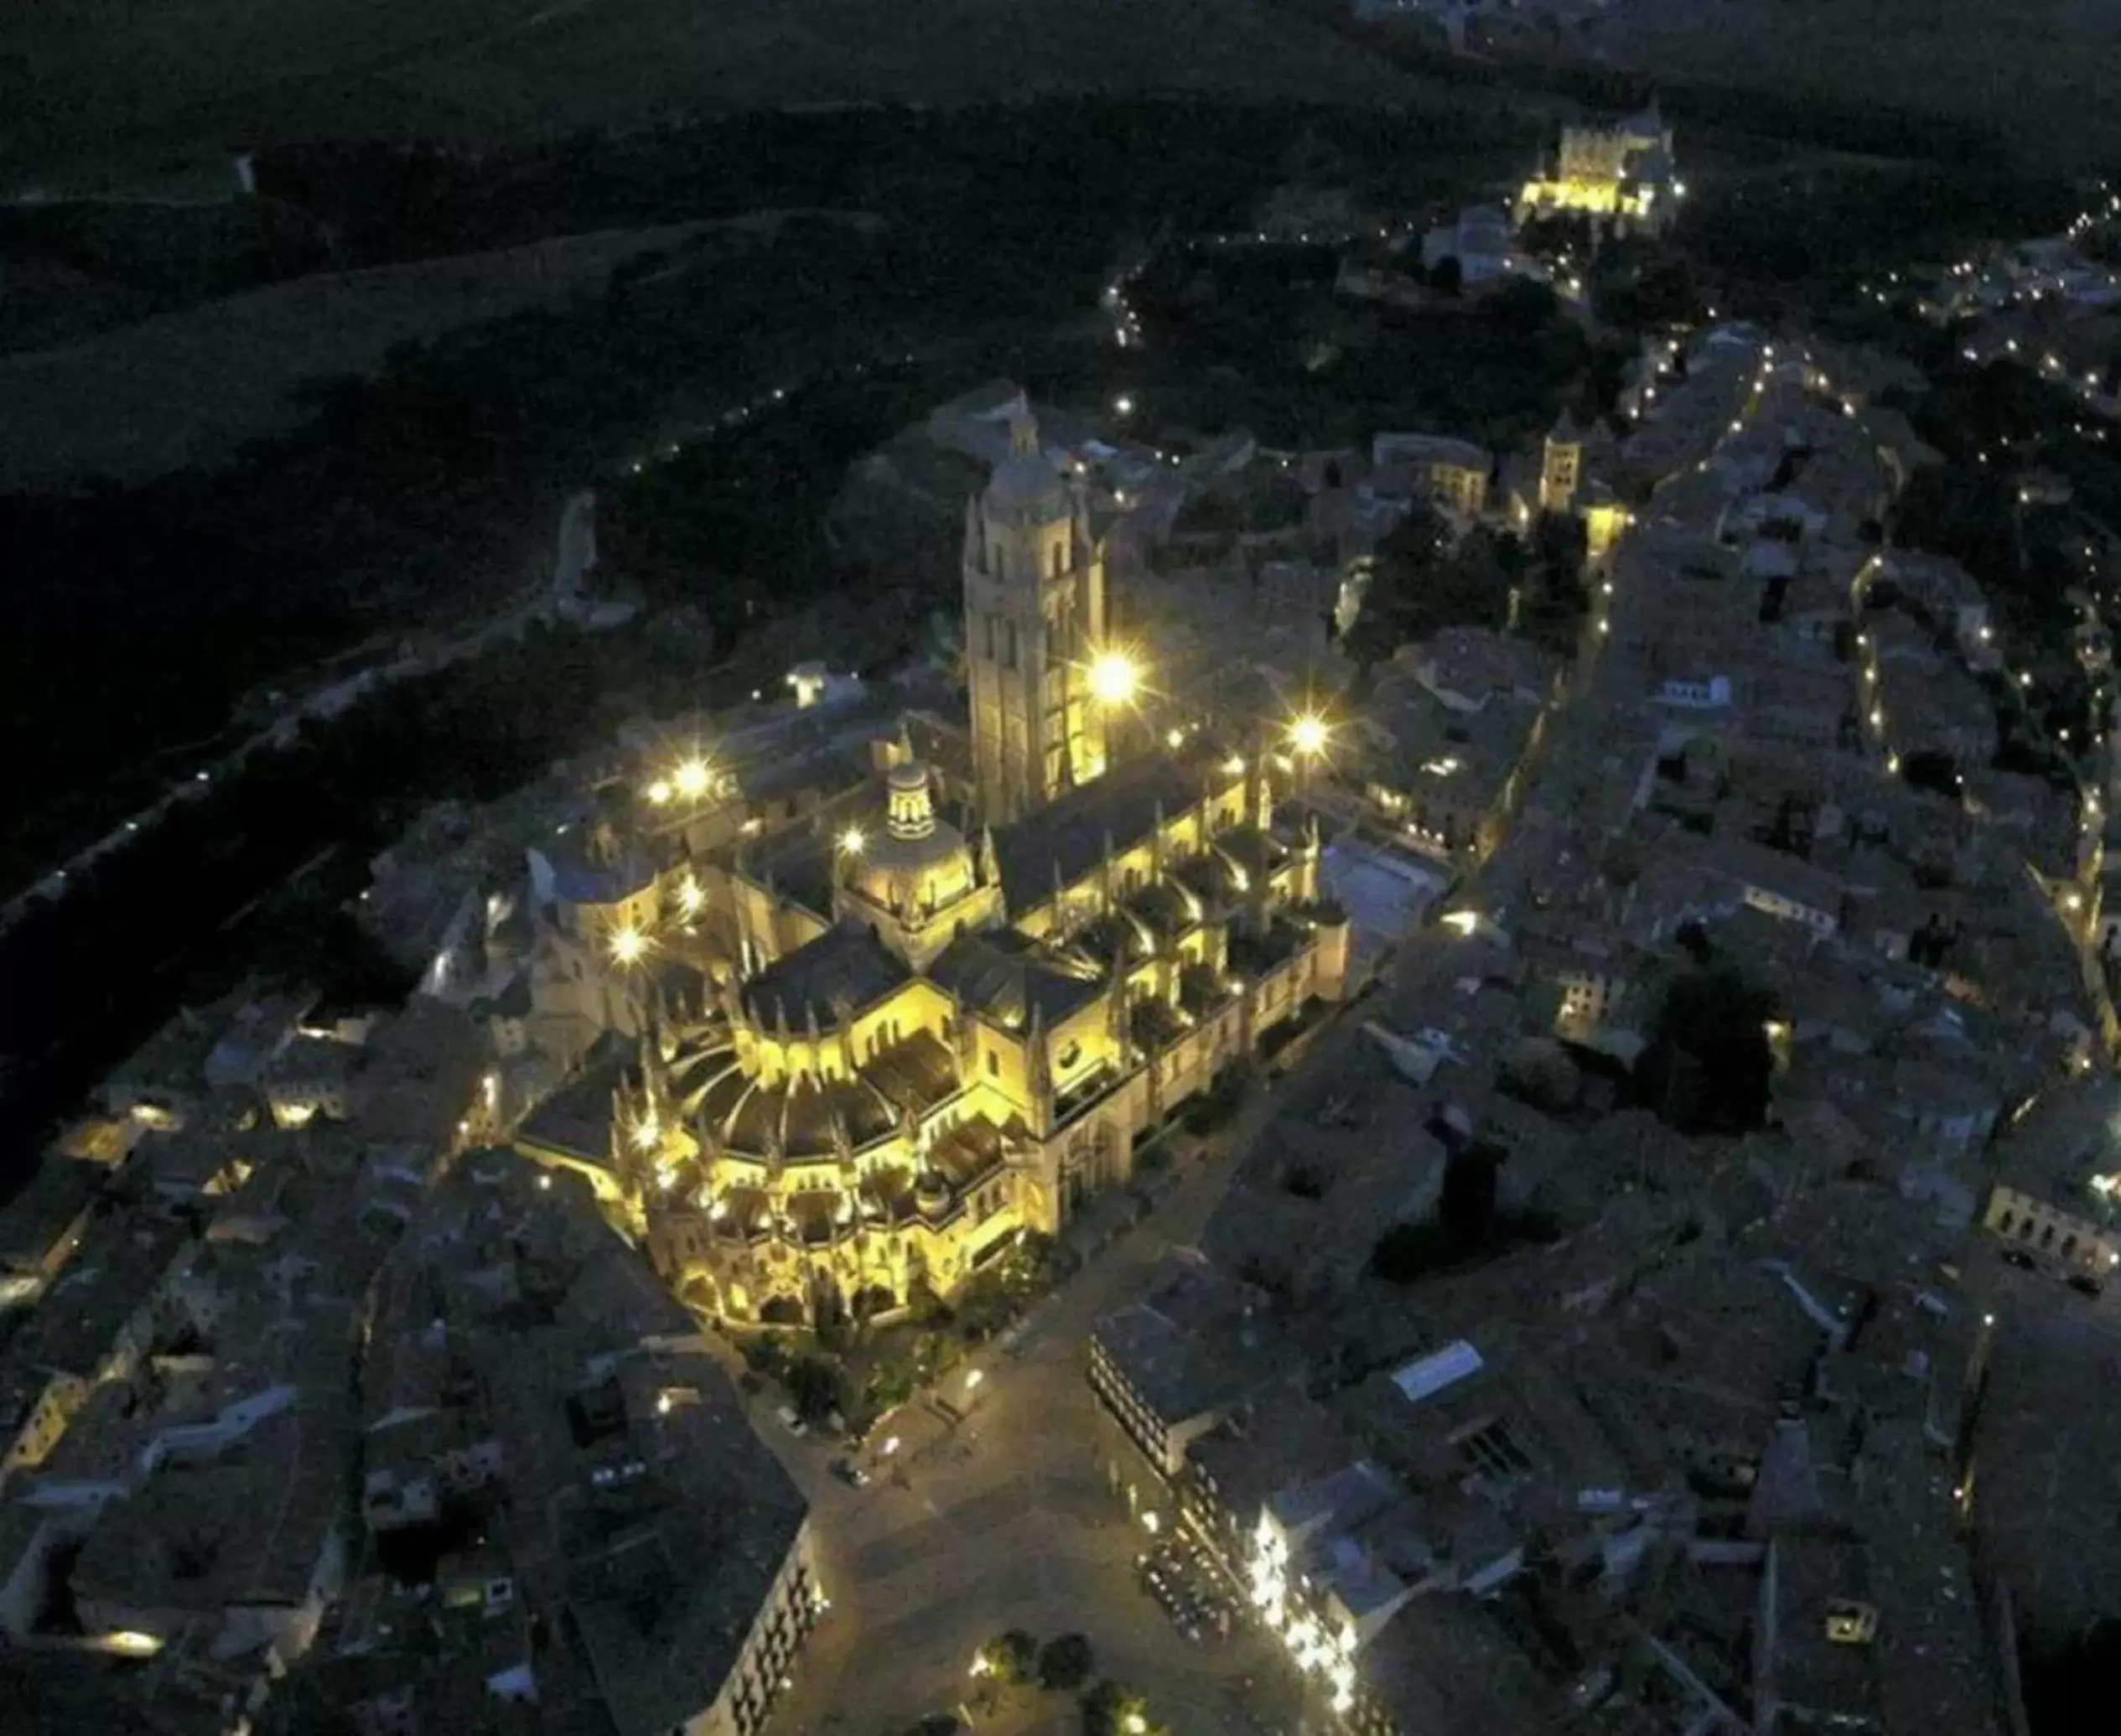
[[963, 399, 1107, 824], [1539, 411, 1584, 515]]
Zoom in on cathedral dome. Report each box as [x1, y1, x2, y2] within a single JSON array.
[[851, 762, 977, 922]]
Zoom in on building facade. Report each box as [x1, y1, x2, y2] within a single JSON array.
[[964, 402, 1110, 824], [1517, 106, 1679, 236]]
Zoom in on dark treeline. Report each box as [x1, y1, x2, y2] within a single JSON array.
[[0, 618, 707, 1169], [3, 96, 1462, 879], [249, 96, 1533, 272], [0, 334, 1002, 1156]]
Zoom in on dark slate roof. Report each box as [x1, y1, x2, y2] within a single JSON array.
[[744, 825, 843, 923], [514, 1041, 630, 1165], [992, 753, 1209, 910], [930, 1115, 1014, 1189], [928, 928, 1107, 1029], [673, 1026, 959, 1160], [737, 920, 910, 1029], [864, 1028, 962, 1112]]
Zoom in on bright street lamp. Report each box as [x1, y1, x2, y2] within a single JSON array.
[[965, 1369, 985, 1393], [673, 758, 711, 800], [1289, 714, 1330, 757], [1089, 650, 1141, 707], [838, 825, 867, 856], [609, 925, 649, 966]]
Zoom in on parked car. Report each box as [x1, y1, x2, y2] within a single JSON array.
[[776, 1404, 808, 1436], [831, 1456, 871, 1487], [2068, 1272, 2104, 1298], [2001, 1247, 2037, 1271]]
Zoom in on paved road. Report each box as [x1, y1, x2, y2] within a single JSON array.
[[736, 1039, 1360, 1736]]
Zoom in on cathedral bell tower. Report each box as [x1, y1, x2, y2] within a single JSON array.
[[963, 398, 1107, 825]]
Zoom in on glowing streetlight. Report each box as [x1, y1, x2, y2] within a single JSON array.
[[879, 1434, 901, 1457], [1289, 714, 1330, 758], [838, 825, 867, 856], [677, 876, 705, 920], [609, 925, 648, 966], [1114, 394, 1135, 416], [646, 779, 674, 806], [964, 1368, 985, 1393], [1124, 1716, 1149, 1735], [1089, 649, 1141, 707], [673, 758, 711, 800]]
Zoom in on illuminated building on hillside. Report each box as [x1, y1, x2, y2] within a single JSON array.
[[1517, 104, 1679, 236]]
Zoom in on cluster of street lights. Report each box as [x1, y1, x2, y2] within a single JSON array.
[[645, 754, 717, 808]]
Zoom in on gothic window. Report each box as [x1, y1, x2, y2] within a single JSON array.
[[1059, 1040, 1082, 1070], [1997, 1211, 2015, 1236], [1051, 540, 1065, 578], [986, 1050, 999, 1077]]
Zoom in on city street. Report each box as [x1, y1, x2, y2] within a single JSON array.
[[744, 1030, 1361, 1736]]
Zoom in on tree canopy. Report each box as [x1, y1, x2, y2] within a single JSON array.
[[1038, 1634, 1095, 1692], [1635, 961, 1780, 1133], [1342, 506, 1517, 666]]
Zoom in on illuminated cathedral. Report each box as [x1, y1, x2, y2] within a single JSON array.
[[522, 400, 1351, 1326]]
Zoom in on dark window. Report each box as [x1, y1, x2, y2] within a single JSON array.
[[986, 1051, 999, 1077]]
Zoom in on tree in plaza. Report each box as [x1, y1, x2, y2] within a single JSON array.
[[982, 1629, 1038, 1687], [1038, 1632, 1096, 1692], [1634, 963, 1781, 1134], [1532, 509, 1588, 588], [1080, 1681, 1167, 1736], [784, 1352, 843, 1423], [1341, 504, 1512, 667]]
